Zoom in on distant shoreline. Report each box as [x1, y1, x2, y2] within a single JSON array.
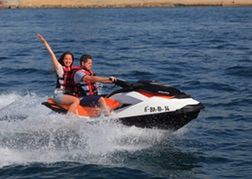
[[1, 0, 251, 9]]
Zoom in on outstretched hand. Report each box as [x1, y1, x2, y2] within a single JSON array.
[[37, 34, 46, 43]]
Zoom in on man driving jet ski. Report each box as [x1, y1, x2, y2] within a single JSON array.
[[71, 54, 116, 116]]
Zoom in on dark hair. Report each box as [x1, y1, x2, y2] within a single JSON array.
[[58, 52, 74, 67], [80, 54, 92, 65]]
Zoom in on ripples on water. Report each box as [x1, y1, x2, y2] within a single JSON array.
[[0, 7, 252, 178]]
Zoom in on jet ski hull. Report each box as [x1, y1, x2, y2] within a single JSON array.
[[117, 103, 204, 130], [42, 79, 205, 131], [42, 98, 204, 131]]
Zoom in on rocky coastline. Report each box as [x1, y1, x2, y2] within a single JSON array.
[[0, 0, 251, 9]]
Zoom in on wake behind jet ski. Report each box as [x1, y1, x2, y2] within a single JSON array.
[[42, 79, 204, 131]]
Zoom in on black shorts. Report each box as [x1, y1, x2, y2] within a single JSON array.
[[80, 95, 101, 107]]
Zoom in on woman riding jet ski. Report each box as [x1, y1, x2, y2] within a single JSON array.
[[42, 79, 204, 131]]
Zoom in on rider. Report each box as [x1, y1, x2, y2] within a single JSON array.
[[37, 34, 80, 115], [72, 54, 116, 116]]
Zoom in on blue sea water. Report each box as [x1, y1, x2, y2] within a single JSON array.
[[0, 7, 252, 178]]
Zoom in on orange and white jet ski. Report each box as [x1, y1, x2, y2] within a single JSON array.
[[42, 79, 204, 131]]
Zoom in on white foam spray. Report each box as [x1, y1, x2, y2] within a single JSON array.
[[0, 92, 179, 168]]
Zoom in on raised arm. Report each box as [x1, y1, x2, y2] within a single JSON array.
[[37, 34, 59, 70]]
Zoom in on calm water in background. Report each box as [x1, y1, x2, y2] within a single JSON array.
[[0, 7, 252, 178]]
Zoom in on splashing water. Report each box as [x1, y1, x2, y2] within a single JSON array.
[[0, 92, 174, 168]]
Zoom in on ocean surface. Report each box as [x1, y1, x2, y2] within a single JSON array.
[[0, 7, 251, 178]]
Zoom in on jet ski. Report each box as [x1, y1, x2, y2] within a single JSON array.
[[42, 79, 204, 131]]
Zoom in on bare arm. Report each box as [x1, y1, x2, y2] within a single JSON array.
[[37, 34, 59, 70], [83, 75, 116, 84]]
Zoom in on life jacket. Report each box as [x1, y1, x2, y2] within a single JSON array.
[[71, 68, 98, 97], [56, 65, 80, 96]]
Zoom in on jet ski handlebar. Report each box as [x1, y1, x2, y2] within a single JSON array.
[[114, 78, 144, 89], [106, 78, 143, 98], [114, 78, 131, 88]]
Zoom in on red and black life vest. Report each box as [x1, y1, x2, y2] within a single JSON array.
[[56, 65, 80, 96], [71, 68, 98, 97]]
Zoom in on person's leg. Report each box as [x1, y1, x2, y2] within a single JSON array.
[[61, 95, 80, 114], [98, 97, 110, 116], [80, 96, 110, 116], [80, 96, 99, 107]]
